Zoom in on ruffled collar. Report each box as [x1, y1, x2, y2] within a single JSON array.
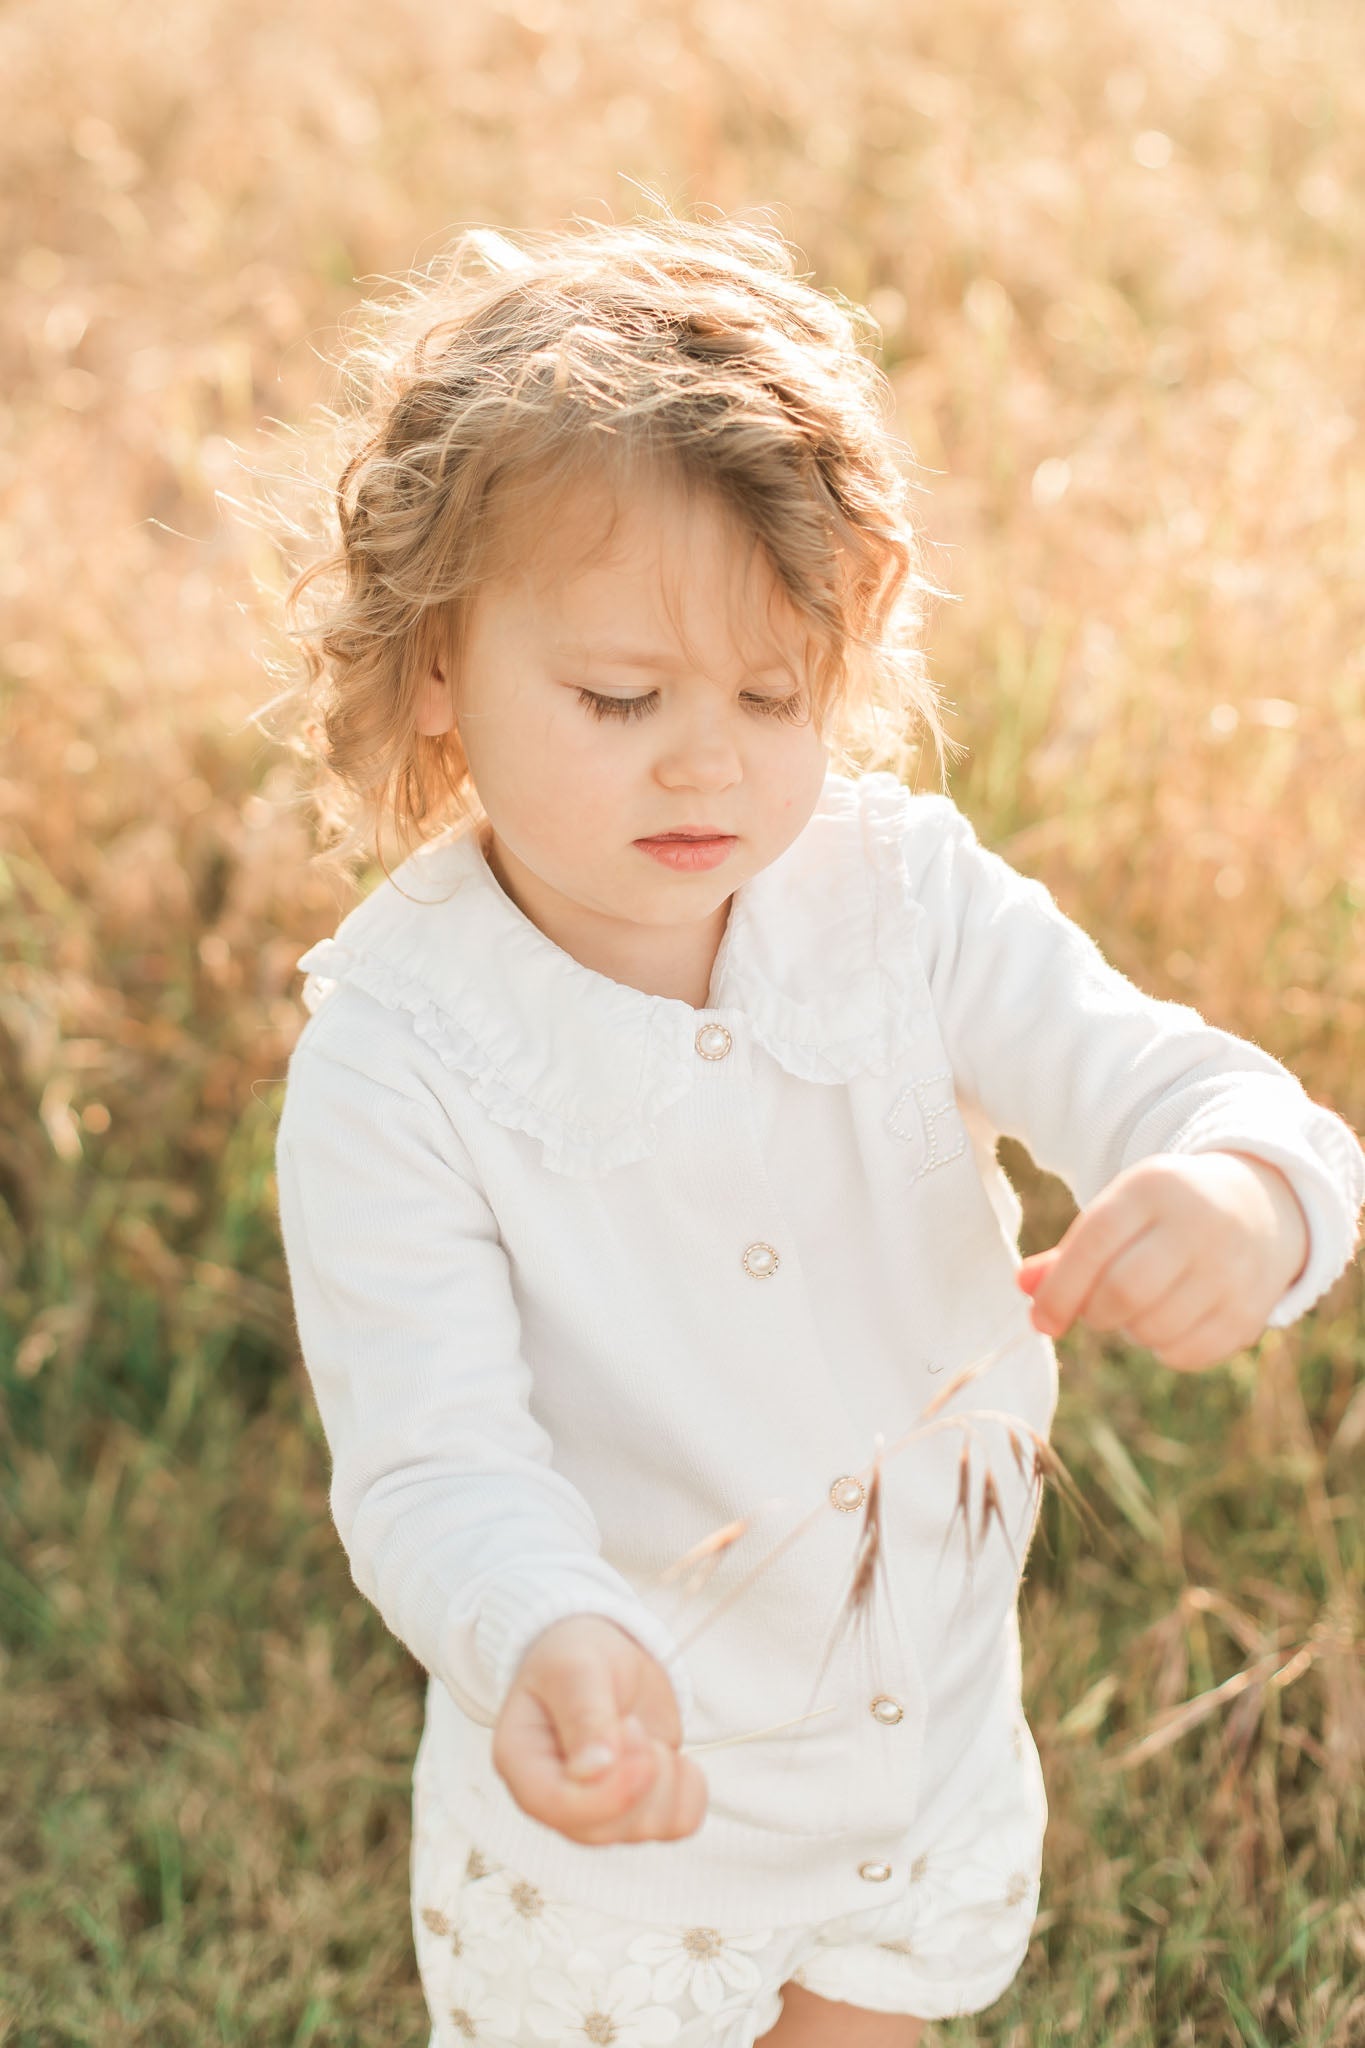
[[295, 769, 929, 1177]]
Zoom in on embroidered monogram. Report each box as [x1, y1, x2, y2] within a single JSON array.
[[887, 1069, 967, 1179]]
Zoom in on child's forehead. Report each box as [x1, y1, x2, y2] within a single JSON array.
[[488, 464, 810, 666], [493, 459, 720, 580]]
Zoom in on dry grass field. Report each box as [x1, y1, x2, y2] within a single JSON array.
[[2, 0, 1364, 2041]]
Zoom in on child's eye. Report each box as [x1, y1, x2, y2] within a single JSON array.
[[747, 691, 809, 723], [574, 688, 807, 723], [575, 689, 658, 721]]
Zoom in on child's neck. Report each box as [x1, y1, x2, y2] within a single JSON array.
[[480, 826, 732, 1010]]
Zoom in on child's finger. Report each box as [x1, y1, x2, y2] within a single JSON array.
[[1146, 1301, 1251, 1373], [618, 1745, 707, 1843], [1113, 1264, 1216, 1352], [572, 1721, 708, 1845], [1015, 1250, 1059, 1296], [545, 1660, 626, 1781], [1027, 1191, 1154, 1335], [1074, 1227, 1188, 1335], [494, 1690, 658, 1836]]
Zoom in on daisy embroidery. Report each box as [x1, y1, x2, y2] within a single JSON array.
[[461, 1865, 578, 1965], [417, 1897, 507, 1977], [823, 1895, 915, 1945], [526, 1951, 681, 2045], [463, 1843, 497, 1884], [440, 1963, 520, 2045], [626, 1924, 771, 2015]]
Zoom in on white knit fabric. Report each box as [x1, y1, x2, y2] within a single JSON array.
[[273, 768, 1364, 1925]]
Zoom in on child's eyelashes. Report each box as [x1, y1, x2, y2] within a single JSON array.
[[576, 688, 657, 722], [574, 687, 808, 724]]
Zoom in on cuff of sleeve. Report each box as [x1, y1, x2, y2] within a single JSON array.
[[1168, 1102, 1365, 1329], [472, 1569, 696, 1733]]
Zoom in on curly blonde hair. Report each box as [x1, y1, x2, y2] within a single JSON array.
[[268, 202, 955, 877]]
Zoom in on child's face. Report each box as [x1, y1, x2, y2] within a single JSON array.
[[419, 468, 829, 960]]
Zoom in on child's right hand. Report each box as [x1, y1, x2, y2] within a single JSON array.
[[491, 1614, 708, 1846]]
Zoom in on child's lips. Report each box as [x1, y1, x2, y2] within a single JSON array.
[[634, 833, 738, 872]]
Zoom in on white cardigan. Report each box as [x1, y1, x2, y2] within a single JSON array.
[[274, 769, 1364, 1926]]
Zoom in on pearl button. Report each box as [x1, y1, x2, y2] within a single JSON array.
[[870, 1694, 904, 1725], [695, 1023, 733, 1060], [858, 1860, 893, 1883], [829, 1475, 866, 1512], [741, 1241, 779, 1278]]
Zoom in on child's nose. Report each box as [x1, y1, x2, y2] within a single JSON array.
[[654, 725, 744, 788]]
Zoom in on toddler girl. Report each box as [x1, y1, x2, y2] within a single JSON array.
[[271, 212, 1365, 2047]]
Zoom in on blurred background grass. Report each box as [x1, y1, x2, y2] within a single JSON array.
[[2, 0, 1364, 2041]]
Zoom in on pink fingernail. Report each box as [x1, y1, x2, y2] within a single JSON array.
[[567, 1742, 615, 1779]]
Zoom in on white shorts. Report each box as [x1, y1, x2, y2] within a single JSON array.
[[411, 1714, 1048, 2043]]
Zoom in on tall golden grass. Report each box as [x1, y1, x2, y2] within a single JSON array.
[[2, 0, 1363, 2041]]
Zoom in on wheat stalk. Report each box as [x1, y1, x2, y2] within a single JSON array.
[[681, 1702, 843, 1753], [669, 1313, 1097, 1754], [669, 1318, 1092, 1652], [657, 1511, 780, 1599]]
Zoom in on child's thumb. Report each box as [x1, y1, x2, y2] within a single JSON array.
[[1016, 1248, 1060, 1295], [551, 1668, 626, 1781]]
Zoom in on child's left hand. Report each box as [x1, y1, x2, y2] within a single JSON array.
[[1016, 1151, 1310, 1371]]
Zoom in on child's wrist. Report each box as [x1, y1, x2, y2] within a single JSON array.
[[1219, 1151, 1310, 1288]]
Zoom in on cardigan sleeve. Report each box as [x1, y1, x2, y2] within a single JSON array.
[[905, 797, 1365, 1328], [273, 1035, 695, 1730]]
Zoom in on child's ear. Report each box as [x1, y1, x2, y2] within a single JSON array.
[[415, 660, 456, 737]]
